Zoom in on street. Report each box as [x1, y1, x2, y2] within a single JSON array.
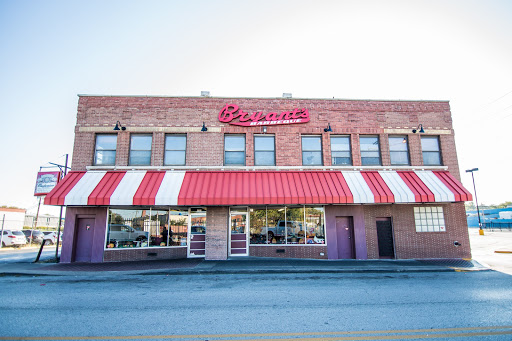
[[0, 271, 511, 340]]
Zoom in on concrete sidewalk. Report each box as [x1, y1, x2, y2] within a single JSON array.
[[0, 257, 489, 277]]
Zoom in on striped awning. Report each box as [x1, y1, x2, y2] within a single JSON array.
[[44, 170, 472, 206]]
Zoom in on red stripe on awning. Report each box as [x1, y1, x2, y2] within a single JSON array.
[[88, 171, 126, 205], [361, 171, 395, 203], [133, 171, 165, 205], [177, 171, 354, 206], [434, 171, 473, 202], [397, 171, 435, 202], [44, 172, 86, 205]]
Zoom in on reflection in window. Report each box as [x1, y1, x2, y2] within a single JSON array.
[[105, 208, 194, 249], [302, 136, 323, 165], [331, 136, 352, 165], [249, 206, 325, 245], [169, 209, 188, 245], [389, 136, 410, 165], [129, 134, 152, 165], [360, 136, 381, 166], [254, 135, 275, 166], [421, 136, 442, 165], [94, 135, 117, 165], [225, 135, 246, 165], [165, 134, 186, 165], [190, 208, 206, 234]]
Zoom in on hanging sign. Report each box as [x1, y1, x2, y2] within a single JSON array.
[[34, 171, 61, 196], [218, 104, 310, 127]]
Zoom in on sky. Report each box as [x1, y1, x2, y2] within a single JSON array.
[[0, 0, 511, 217]]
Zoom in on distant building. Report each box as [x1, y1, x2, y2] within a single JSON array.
[[0, 208, 26, 231], [24, 214, 64, 229]]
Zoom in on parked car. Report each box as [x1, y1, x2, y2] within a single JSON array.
[[42, 231, 58, 245], [106, 224, 148, 246], [22, 230, 44, 244], [1, 230, 27, 248]]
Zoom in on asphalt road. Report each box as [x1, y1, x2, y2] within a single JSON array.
[[0, 271, 511, 340]]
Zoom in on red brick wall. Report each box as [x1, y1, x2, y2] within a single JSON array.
[[205, 207, 229, 260], [71, 96, 460, 180], [250, 245, 328, 259], [364, 203, 471, 259]]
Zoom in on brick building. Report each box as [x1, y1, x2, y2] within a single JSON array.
[[45, 94, 473, 263]]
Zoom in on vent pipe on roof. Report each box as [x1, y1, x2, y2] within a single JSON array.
[[283, 93, 292, 98], [201, 91, 210, 97]]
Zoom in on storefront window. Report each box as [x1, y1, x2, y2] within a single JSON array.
[[149, 209, 169, 247], [250, 208, 267, 244], [249, 206, 325, 245], [305, 207, 326, 244], [190, 208, 206, 234], [106, 209, 150, 248], [169, 209, 188, 246]]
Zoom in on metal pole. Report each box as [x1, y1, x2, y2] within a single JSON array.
[[0, 214, 5, 248], [55, 154, 68, 261], [31, 197, 42, 246], [471, 172, 482, 230]]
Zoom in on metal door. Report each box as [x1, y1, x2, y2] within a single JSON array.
[[335, 216, 355, 259], [230, 210, 248, 256], [74, 218, 95, 262], [376, 218, 395, 259]]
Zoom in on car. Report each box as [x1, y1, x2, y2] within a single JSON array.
[[106, 224, 148, 247], [42, 231, 58, 245], [1, 230, 27, 248], [22, 230, 44, 244]]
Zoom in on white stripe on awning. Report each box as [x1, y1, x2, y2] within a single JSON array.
[[64, 171, 106, 206], [110, 171, 146, 206], [379, 171, 416, 203], [415, 171, 455, 202], [342, 171, 375, 204], [155, 171, 186, 206]]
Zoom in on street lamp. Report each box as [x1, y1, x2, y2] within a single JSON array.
[[466, 168, 483, 235]]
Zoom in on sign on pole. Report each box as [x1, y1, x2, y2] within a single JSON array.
[[34, 171, 61, 196]]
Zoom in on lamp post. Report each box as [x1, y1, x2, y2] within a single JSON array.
[[466, 168, 483, 235]]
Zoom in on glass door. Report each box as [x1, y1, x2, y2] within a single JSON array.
[[230, 209, 249, 256], [188, 208, 206, 258]]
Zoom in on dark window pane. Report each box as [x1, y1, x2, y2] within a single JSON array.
[[225, 151, 245, 165], [423, 151, 441, 165], [255, 151, 275, 166], [129, 151, 151, 165], [302, 151, 322, 165], [164, 151, 186, 165], [95, 150, 116, 165]]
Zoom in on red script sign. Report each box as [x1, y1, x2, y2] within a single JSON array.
[[218, 104, 310, 127]]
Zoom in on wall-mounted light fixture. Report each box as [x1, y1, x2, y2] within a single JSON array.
[[324, 123, 332, 132], [262, 126, 267, 134], [201, 122, 208, 132], [412, 124, 424, 133], [113, 121, 126, 131]]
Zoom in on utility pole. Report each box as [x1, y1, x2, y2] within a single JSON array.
[[55, 154, 68, 261], [0, 214, 5, 248]]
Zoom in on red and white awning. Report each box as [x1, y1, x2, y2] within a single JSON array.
[[44, 170, 472, 206]]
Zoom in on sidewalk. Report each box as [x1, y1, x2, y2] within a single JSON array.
[[0, 257, 489, 277]]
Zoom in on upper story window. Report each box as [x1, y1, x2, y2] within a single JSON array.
[[254, 135, 275, 166], [421, 136, 442, 165], [94, 134, 117, 165], [164, 134, 186, 166], [389, 136, 410, 165], [331, 136, 352, 165], [224, 134, 246, 165], [302, 136, 323, 166], [360, 135, 381, 166], [129, 134, 152, 166]]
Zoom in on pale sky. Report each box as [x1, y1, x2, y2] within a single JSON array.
[[1, 0, 511, 216]]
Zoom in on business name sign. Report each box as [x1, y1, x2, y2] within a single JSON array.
[[34, 171, 61, 196], [218, 104, 310, 127]]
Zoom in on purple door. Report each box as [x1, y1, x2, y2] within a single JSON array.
[[336, 216, 355, 259], [74, 218, 95, 262]]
